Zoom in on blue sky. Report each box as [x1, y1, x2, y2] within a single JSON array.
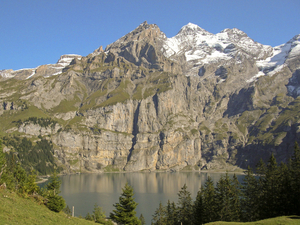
[[1, 0, 300, 70]]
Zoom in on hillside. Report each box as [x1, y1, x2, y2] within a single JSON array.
[[0, 22, 300, 174], [206, 216, 300, 225], [0, 189, 94, 225]]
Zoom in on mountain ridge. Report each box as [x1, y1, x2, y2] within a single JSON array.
[[1, 22, 300, 174]]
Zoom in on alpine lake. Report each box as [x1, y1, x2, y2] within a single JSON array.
[[44, 171, 245, 225]]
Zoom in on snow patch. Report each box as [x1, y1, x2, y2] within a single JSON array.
[[26, 70, 36, 79], [0, 70, 15, 78], [201, 51, 231, 64], [246, 71, 265, 83], [52, 71, 62, 76]]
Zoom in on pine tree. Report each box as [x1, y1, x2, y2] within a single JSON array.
[[277, 161, 293, 216], [256, 158, 266, 176], [46, 171, 61, 195], [230, 174, 241, 221], [13, 164, 27, 193], [165, 200, 177, 225], [24, 170, 39, 195], [215, 174, 231, 221], [193, 187, 204, 225], [241, 166, 259, 221], [92, 203, 107, 223], [110, 182, 141, 225], [46, 171, 65, 212], [202, 176, 216, 223], [214, 173, 241, 222], [152, 202, 167, 225], [139, 214, 146, 225], [47, 193, 66, 212], [261, 153, 280, 219], [290, 142, 300, 215], [177, 184, 193, 225]]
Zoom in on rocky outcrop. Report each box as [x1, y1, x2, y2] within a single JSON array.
[[1, 22, 300, 174]]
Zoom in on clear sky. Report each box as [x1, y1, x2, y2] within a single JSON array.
[[1, 0, 300, 70]]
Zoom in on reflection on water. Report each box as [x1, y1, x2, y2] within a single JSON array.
[[59, 172, 244, 225]]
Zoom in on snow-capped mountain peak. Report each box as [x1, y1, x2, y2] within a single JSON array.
[[178, 23, 211, 36], [57, 54, 82, 68], [163, 22, 272, 67]]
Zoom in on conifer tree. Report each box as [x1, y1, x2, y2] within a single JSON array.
[[202, 176, 216, 223], [47, 194, 66, 212], [193, 187, 204, 225], [256, 158, 266, 176], [110, 182, 141, 225], [92, 203, 107, 223], [24, 170, 39, 195], [152, 202, 167, 225], [139, 214, 146, 225], [177, 184, 193, 225], [241, 166, 259, 221], [165, 200, 177, 225], [13, 164, 27, 193], [214, 173, 241, 222], [290, 142, 300, 215], [215, 174, 231, 221], [46, 171, 65, 212], [261, 153, 280, 219], [46, 171, 61, 195], [230, 174, 241, 221], [278, 161, 293, 216]]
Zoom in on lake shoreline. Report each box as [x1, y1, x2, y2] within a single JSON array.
[[37, 168, 246, 183]]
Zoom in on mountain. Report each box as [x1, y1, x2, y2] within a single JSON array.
[[1, 21, 300, 174]]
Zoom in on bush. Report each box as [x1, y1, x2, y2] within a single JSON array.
[[47, 194, 66, 212]]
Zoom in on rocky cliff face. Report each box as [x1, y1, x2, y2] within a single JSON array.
[[1, 22, 300, 174]]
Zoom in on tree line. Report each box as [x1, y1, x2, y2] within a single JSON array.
[[0, 139, 65, 212], [3, 136, 60, 175], [151, 142, 300, 225]]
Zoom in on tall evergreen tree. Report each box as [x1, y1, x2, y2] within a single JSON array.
[[256, 158, 266, 176], [177, 184, 193, 225], [202, 176, 216, 223], [152, 202, 167, 225], [13, 164, 27, 193], [290, 142, 300, 215], [215, 174, 231, 221], [46, 171, 65, 212], [214, 173, 241, 222], [193, 187, 204, 225], [139, 214, 146, 225], [46, 171, 61, 195], [230, 174, 241, 221], [92, 203, 108, 224], [241, 166, 260, 221], [260, 153, 280, 219], [277, 161, 293, 216], [24, 169, 39, 195], [165, 200, 177, 225], [110, 182, 141, 225]]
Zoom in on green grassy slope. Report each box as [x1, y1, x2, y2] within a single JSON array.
[[0, 189, 94, 225], [206, 216, 300, 225]]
